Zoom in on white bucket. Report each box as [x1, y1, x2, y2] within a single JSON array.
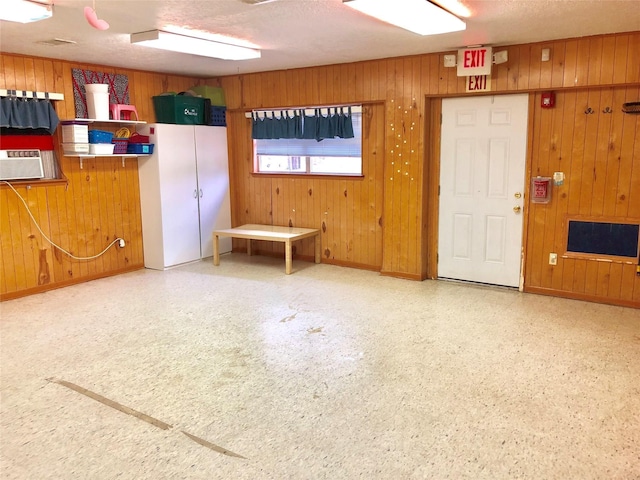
[[85, 83, 110, 120]]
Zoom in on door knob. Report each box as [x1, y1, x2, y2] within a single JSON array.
[[513, 205, 522, 213], [514, 192, 522, 198]]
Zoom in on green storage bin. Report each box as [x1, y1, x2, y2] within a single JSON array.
[[152, 95, 205, 125], [189, 85, 226, 106]]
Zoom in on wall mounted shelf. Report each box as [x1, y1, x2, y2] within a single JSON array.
[[68, 118, 147, 125], [65, 154, 150, 169]]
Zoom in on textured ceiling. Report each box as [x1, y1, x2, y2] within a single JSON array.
[[1, 0, 639, 78]]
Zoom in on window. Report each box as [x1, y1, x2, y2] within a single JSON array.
[[254, 111, 362, 176]]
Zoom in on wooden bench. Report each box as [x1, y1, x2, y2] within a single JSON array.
[[213, 224, 321, 274]]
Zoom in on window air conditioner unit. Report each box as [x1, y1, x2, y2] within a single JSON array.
[[0, 149, 45, 180]]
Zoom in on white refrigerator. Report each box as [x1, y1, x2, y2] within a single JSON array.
[[137, 124, 232, 270]]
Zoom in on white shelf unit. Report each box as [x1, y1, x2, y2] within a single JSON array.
[[62, 119, 149, 168]]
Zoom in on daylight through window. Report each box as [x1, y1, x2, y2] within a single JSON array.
[[254, 108, 362, 176]]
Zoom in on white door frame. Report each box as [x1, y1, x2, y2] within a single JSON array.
[[436, 93, 530, 290]]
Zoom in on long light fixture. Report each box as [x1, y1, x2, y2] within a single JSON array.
[[343, 0, 465, 36], [0, 0, 52, 23], [130, 30, 261, 61]]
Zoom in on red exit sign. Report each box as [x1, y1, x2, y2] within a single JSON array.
[[457, 47, 492, 76]]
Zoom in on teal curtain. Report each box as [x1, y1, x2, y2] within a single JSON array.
[[301, 109, 320, 140], [253, 106, 355, 142], [252, 109, 303, 139], [0, 95, 59, 133]]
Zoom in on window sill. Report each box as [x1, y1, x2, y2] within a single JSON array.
[[1, 177, 68, 188], [251, 172, 364, 180]]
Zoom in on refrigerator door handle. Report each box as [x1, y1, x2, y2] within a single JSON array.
[[193, 189, 198, 198], [199, 188, 203, 198]]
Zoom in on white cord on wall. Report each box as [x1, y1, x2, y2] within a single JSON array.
[[1, 180, 125, 261]]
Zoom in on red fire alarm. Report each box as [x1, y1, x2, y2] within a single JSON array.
[[541, 91, 555, 108], [531, 176, 552, 204]]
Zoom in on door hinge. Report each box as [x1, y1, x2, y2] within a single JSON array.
[[440, 113, 442, 124], [438, 185, 441, 196], [437, 253, 439, 263]]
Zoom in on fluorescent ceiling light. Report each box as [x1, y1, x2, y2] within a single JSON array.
[[431, 0, 471, 18], [130, 30, 261, 61], [0, 0, 52, 23], [343, 0, 465, 36]]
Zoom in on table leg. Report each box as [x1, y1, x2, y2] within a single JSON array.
[[213, 234, 220, 266], [285, 240, 292, 274], [314, 232, 321, 264], [247, 238, 252, 256]]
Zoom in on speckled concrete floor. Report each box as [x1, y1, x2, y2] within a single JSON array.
[[1, 254, 639, 480]]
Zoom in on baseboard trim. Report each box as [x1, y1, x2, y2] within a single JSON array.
[[321, 258, 380, 272], [525, 286, 640, 309], [233, 248, 381, 272], [379, 270, 424, 281], [0, 264, 145, 301]]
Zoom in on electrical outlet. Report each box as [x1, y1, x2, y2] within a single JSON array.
[[118, 239, 125, 248], [549, 253, 557, 265]]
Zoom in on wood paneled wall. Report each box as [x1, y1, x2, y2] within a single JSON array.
[[525, 86, 640, 306], [2, 31, 639, 306], [225, 103, 385, 270], [0, 53, 204, 299], [217, 32, 640, 305]]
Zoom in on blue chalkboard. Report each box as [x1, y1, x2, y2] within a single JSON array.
[[567, 221, 639, 258]]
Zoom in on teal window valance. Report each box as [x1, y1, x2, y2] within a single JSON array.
[[252, 106, 356, 141], [0, 95, 59, 134], [252, 110, 303, 140]]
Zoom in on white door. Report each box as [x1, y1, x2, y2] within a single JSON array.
[[194, 126, 232, 258], [438, 94, 528, 287]]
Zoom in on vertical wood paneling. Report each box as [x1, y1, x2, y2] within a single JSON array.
[[627, 32, 640, 84], [527, 99, 545, 287], [2, 32, 639, 305], [540, 93, 561, 288], [587, 37, 604, 85], [575, 38, 591, 87], [218, 32, 638, 302], [599, 36, 617, 85], [602, 88, 626, 218], [562, 40, 578, 88], [550, 41, 566, 88], [590, 88, 613, 216], [408, 56, 422, 271], [612, 35, 630, 85], [627, 87, 640, 222], [517, 44, 531, 90], [506, 46, 519, 91], [528, 43, 543, 89], [578, 89, 600, 215], [1, 54, 202, 299], [551, 90, 577, 292], [527, 86, 640, 306]]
